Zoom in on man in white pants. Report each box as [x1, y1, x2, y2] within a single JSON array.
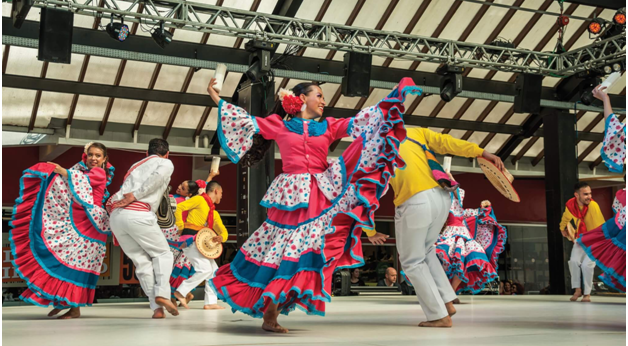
[[366, 128, 504, 327], [560, 182, 605, 302], [173, 181, 227, 310], [108, 138, 179, 318]]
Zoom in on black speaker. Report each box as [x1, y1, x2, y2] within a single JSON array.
[[11, 0, 34, 29], [341, 52, 372, 97], [38, 8, 74, 64], [514, 74, 543, 113]]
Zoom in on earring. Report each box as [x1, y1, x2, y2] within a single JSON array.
[[300, 103, 306, 112]]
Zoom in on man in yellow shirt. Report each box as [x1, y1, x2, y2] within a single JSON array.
[[559, 182, 605, 302], [367, 127, 504, 328], [174, 181, 228, 310]]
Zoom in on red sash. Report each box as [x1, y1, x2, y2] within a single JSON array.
[[566, 197, 589, 238]]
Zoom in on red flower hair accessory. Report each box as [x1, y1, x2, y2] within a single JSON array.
[[196, 179, 207, 194], [278, 88, 303, 115]]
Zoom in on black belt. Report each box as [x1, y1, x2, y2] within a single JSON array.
[[181, 228, 198, 236]]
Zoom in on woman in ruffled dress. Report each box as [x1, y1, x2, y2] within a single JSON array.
[[9, 142, 114, 319], [577, 85, 626, 292], [435, 186, 506, 295], [206, 77, 417, 333]]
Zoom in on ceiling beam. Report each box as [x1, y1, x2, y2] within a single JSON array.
[[28, 62, 48, 132], [2, 45, 9, 74]]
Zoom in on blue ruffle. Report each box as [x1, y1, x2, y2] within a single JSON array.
[[283, 117, 328, 137], [600, 114, 626, 174], [216, 99, 261, 164]]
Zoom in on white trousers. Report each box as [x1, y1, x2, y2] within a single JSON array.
[[176, 245, 219, 305], [569, 242, 596, 295], [395, 187, 457, 321], [110, 209, 173, 311]]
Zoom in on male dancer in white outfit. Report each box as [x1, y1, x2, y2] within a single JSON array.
[[109, 138, 179, 318]]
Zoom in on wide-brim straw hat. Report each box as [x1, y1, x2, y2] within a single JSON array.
[[477, 156, 520, 203], [195, 228, 224, 259]]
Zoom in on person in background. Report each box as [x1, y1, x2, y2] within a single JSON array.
[[377, 267, 399, 289], [560, 182, 605, 302], [350, 268, 366, 286]]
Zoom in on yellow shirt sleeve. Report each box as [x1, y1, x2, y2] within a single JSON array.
[[175, 196, 201, 231], [212, 211, 229, 243], [584, 201, 605, 231], [422, 128, 485, 158], [362, 228, 377, 237], [559, 208, 573, 233]]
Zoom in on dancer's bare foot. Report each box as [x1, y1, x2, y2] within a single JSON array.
[[48, 308, 62, 317], [445, 301, 457, 317], [156, 296, 179, 316], [57, 307, 80, 319], [570, 288, 582, 301], [203, 304, 225, 310], [262, 321, 289, 333], [173, 291, 189, 310], [452, 298, 461, 305], [152, 307, 166, 319], [418, 315, 452, 328], [185, 293, 194, 304], [581, 295, 591, 302]]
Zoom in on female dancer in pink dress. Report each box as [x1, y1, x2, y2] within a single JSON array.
[[10, 142, 114, 319], [435, 188, 506, 295], [578, 85, 626, 292], [207, 77, 417, 333]]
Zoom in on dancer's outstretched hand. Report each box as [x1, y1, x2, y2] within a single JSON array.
[[207, 78, 221, 105], [368, 232, 389, 245], [482, 151, 505, 172], [112, 192, 136, 209], [481, 200, 491, 208], [592, 85, 609, 102]]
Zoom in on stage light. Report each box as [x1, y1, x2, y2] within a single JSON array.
[[603, 65, 613, 74], [106, 16, 129, 42], [613, 8, 626, 25], [612, 62, 623, 72], [438, 65, 464, 103], [580, 86, 595, 106], [152, 22, 173, 49], [587, 18, 604, 35]]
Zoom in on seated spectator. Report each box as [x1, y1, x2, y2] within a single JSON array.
[[500, 281, 513, 295], [377, 267, 400, 289], [350, 268, 366, 286]]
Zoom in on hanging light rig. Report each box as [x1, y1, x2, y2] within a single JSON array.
[[106, 14, 129, 42], [152, 21, 173, 49]]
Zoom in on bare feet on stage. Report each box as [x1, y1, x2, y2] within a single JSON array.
[[152, 307, 166, 319], [445, 301, 457, 317], [581, 295, 592, 302], [452, 298, 461, 305], [57, 307, 81, 319], [48, 308, 62, 317], [174, 291, 189, 309], [570, 288, 583, 301], [185, 293, 194, 304], [418, 315, 453, 328], [156, 296, 179, 316], [203, 304, 226, 310], [262, 302, 289, 333]]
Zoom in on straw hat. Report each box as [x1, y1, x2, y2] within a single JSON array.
[[476, 157, 520, 203], [156, 191, 176, 229], [195, 228, 224, 259]]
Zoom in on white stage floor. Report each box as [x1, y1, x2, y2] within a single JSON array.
[[2, 295, 626, 346]]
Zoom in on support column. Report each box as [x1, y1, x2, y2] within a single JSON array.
[[543, 109, 578, 294], [235, 80, 275, 248]]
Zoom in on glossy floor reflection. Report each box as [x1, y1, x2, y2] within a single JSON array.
[[2, 295, 625, 346]]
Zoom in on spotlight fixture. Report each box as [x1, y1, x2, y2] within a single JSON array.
[[106, 15, 129, 42], [587, 18, 604, 35], [613, 8, 626, 25], [612, 62, 624, 72], [152, 21, 173, 49], [579, 76, 602, 106], [580, 86, 595, 106], [603, 65, 613, 74], [437, 65, 464, 103]]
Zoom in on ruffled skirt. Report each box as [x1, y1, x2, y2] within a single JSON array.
[[9, 163, 110, 308], [578, 217, 626, 292], [210, 79, 417, 318]]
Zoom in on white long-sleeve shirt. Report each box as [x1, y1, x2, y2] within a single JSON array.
[[110, 155, 174, 212]]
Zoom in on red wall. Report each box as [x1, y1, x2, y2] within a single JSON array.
[[3, 147, 613, 223]]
